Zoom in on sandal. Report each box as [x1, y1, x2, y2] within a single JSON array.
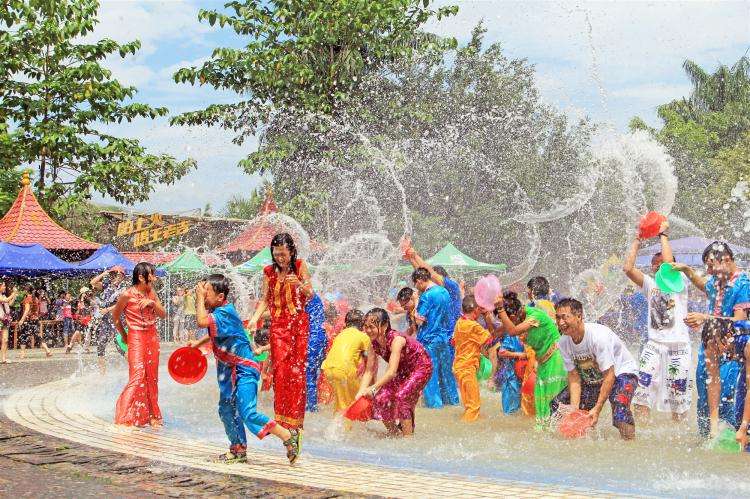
[[284, 428, 302, 465], [213, 450, 247, 464], [212, 449, 247, 464]]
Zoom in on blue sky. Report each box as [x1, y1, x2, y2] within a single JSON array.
[[90, 0, 750, 214]]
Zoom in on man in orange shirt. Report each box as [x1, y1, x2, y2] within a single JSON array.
[[453, 295, 495, 422]]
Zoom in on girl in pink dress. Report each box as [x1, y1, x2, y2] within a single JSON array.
[[112, 263, 166, 427], [356, 308, 433, 437]]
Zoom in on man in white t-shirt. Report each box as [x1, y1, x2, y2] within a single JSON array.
[[623, 220, 692, 421], [552, 298, 639, 440]]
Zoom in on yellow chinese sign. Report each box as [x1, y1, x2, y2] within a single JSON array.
[[116, 214, 190, 248]]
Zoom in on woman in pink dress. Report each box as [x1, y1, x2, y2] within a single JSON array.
[[112, 263, 166, 427], [356, 308, 433, 437]]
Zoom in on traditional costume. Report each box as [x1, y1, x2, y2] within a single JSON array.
[[263, 260, 309, 429], [114, 287, 162, 426]]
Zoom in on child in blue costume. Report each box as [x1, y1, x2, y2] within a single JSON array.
[[305, 294, 327, 412], [489, 334, 525, 414], [732, 321, 750, 450], [191, 274, 301, 464]]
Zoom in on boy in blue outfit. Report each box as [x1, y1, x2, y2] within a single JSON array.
[[190, 274, 301, 464]]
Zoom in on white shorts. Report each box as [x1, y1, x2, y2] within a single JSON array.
[[633, 340, 692, 414]]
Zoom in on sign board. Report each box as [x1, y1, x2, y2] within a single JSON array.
[[116, 214, 190, 248]]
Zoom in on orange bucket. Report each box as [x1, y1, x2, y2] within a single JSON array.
[[168, 346, 208, 385], [638, 211, 666, 239], [559, 409, 593, 439], [344, 396, 373, 421]]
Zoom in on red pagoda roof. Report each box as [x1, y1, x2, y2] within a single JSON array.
[[223, 189, 284, 253], [222, 189, 324, 254], [0, 172, 100, 251]]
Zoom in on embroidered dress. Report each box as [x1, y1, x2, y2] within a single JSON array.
[[263, 260, 310, 429]]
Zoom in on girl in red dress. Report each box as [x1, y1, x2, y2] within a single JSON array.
[[249, 233, 314, 430], [112, 263, 166, 427]]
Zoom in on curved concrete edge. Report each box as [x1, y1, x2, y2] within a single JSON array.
[[4, 377, 618, 498]]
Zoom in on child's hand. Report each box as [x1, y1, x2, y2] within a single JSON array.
[[494, 294, 504, 308], [285, 274, 301, 285]]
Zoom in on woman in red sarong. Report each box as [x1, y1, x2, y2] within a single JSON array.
[[249, 233, 314, 430], [112, 262, 166, 427]]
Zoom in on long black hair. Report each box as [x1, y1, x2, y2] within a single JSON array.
[[132, 262, 156, 286], [271, 232, 298, 273], [496, 291, 523, 318], [364, 307, 391, 332]]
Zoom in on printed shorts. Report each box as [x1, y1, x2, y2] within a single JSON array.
[[552, 373, 638, 427], [633, 340, 692, 414]]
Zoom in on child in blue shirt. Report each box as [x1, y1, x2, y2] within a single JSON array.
[[191, 274, 301, 464]]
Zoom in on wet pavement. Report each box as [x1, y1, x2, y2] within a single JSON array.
[[0, 347, 345, 498]]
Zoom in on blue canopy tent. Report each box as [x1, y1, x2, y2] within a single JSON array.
[[636, 236, 750, 268], [75, 244, 136, 273], [0, 242, 80, 276], [75, 244, 165, 276]]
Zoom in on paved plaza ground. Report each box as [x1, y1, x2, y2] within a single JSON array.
[[0, 348, 619, 498]]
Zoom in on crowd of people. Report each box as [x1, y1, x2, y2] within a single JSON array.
[[111, 229, 750, 468], [0, 268, 128, 371], [9, 225, 750, 467]]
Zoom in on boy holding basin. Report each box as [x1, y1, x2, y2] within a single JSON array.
[[189, 274, 301, 465]]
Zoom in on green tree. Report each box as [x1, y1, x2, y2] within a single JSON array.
[[0, 0, 195, 205], [630, 55, 750, 237], [0, 168, 23, 214], [172, 0, 457, 169]]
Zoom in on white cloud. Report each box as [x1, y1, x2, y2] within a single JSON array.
[[94, 117, 262, 213], [611, 83, 693, 102], [91, 0, 211, 56], [82, 1, 213, 89]]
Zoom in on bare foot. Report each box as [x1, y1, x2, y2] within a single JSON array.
[[45, 350, 52, 357], [149, 419, 163, 428]]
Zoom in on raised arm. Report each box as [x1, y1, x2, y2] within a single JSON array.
[[90, 269, 109, 288], [406, 248, 444, 287], [658, 221, 673, 264], [0, 290, 17, 304], [672, 262, 707, 293], [623, 238, 645, 288], [194, 282, 210, 328], [494, 297, 539, 337], [150, 289, 166, 319], [298, 261, 314, 298]]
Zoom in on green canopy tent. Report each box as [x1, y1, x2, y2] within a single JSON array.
[[236, 247, 272, 274], [159, 250, 211, 342], [425, 243, 506, 274], [237, 247, 322, 275], [159, 249, 210, 274]]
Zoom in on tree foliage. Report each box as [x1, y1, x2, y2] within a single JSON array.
[[0, 0, 196, 205], [171, 0, 458, 155], [630, 55, 750, 237], [223, 23, 594, 267]]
